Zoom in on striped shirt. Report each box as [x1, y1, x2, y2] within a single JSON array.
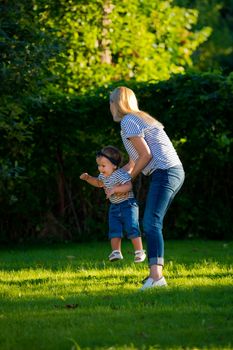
[[98, 168, 134, 204], [121, 114, 182, 176]]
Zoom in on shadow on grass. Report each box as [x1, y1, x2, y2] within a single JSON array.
[[0, 240, 232, 272], [0, 285, 233, 350], [0, 241, 232, 349]]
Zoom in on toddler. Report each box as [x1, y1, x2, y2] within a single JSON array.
[[80, 145, 146, 263]]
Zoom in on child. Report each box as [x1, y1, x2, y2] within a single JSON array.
[[80, 145, 146, 263]]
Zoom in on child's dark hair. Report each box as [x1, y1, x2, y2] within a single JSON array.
[[96, 145, 122, 167]]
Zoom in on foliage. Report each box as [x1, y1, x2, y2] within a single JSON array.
[[0, 1, 232, 242], [136, 73, 233, 240], [0, 0, 61, 240], [0, 73, 232, 242], [0, 240, 232, 349], [34, 0, 211, 92], [175, 0, 233, 73], [0, 0, 59, 96]]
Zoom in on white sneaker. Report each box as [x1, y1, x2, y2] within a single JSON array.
[[140, 276, 167, 291], [134, 250, 146, 263], [108, 250, 123, 262]]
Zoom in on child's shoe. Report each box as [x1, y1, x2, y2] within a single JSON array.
[[108, 250, 123, 262], [134, 249, 146, 263]]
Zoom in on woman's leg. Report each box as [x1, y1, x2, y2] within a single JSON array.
[[143, 166, 185, 281]]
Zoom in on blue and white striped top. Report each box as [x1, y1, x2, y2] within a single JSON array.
[[98, 168, 134, 204], [121, 114, 182, 176]]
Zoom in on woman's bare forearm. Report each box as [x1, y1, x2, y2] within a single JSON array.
[[128, 137, 152, 179]]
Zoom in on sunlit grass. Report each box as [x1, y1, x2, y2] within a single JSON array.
[[0, 240, 232, 350]]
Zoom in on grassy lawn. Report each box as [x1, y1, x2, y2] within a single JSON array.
[[0, 239, 232, 350]]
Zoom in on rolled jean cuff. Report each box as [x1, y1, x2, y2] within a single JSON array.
[[127, 233, 141, 239], [149, 257, 164, 266]]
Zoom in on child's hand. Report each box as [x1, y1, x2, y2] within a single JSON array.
[[80, 173, 89, 181]]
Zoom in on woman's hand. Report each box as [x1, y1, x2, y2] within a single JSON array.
[[105, 187, 115, 199], [104, 182, 131, 199]]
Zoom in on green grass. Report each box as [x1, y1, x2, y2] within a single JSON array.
[[0, 239, 232, 350]]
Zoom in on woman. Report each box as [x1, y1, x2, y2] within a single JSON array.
[[109, 86, 185, 290]]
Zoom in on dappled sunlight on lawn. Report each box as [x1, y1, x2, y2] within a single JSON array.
[[0, 241, 232, 349]]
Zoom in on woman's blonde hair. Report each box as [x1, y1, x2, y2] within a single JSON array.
[[110, 86, 163, 127]]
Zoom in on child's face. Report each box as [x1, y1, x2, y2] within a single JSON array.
[[96, 156, 116, 177]]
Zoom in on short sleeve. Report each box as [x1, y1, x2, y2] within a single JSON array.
[[98, 173, 104, 182], [115, 169, 132, 184], [121, 115, 145, 138]]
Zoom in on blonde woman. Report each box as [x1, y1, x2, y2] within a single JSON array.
[[109, 87, 185, 290]]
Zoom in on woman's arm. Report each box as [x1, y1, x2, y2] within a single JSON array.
[[105, 181, 132, 199], [128, 137, 152, 179], [80, 173, 104, 188], [122, 159, 135, 173]]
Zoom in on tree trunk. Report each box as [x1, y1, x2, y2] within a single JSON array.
[[100, 0, 114, 64]]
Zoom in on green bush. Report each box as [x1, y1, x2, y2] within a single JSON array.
[[137, 73, 233, 240], [0, 73, 232, 242]]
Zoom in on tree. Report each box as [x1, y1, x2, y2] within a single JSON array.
[[34, 0, 211, 92], [0, 0, 59, 96], [175, 0, 233, 73]]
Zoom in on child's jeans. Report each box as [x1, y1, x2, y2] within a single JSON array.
[[108, 198, 141, 240]]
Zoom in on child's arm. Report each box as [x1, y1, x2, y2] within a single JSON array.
[[105, 181, 132, 199], [80, 173, 104, 188]]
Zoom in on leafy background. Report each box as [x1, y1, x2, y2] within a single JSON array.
[[0, 0, 232, 242]]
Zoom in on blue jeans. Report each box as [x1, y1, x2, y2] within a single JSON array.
[[143, 165, 185, 266], [108, 198, 141, 240]]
